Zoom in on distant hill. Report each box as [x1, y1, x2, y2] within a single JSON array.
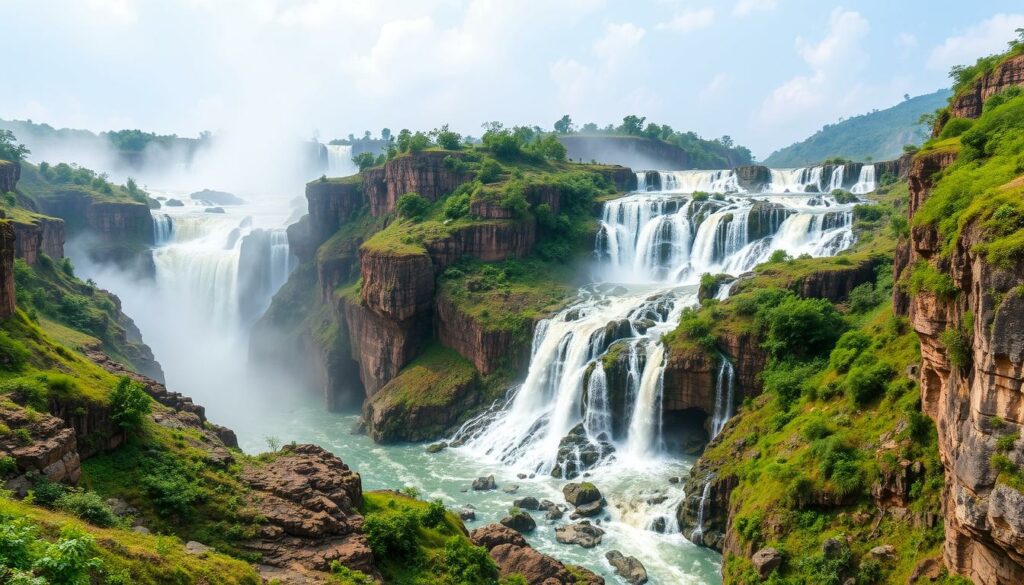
[[763, 89, 952, 167]]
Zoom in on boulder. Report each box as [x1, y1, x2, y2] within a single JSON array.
[[513, 496, 540, 510], [752, 547, 783, 578], [470, 524, 604, 585], [605, 550, 648, 585], [458, 505, 477, 522], [500, 510, 536, 533], [190, 189, 245, 205], [867, 544, 895, 561], [555, 521, 605, 548], [563, 482, 602, 507], [472, 475, 497, 491], [570, 499, 605, 519]]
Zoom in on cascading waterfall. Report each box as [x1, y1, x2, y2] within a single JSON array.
[[768, 167, 827, 193], [458, 169, 858, 485], [690, 477, 714, 544], [828, 165, 844, 192], [851, 164, 876, 194], [152, 214, 173, 245], [325, 144, 354, 176], [710, 357, 736, 438]]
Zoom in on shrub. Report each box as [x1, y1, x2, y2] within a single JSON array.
[[0, 455, 15, 475], [31, 477, 68, 507], [940, 312, 973, 371], [908, 262, 958, 299], [442, 537, 499, 584], [407, 132, 432, 153], [420, 499, 447, 528], [0, 332, 30, 372], [109, 377, 151, 433], [443, 192, 471, 220], [853, 204, 885, 222], [939, 117, 974, 139], [767, 250, 791, 264], [802, 419, 833, 441], [784, 474, 815, 509], [33, 527, 103, 584], [848, 282, 881, 313], [845, 362, 895, 406], [828, 330, 872, 373], [434, 125, 463, 151], [363, 508, 420, 559], [331, 562, 375, 585], [762, 361, 822, 410], [352, 152, 377, 172], [396, 193, 430, 220], [478, 159, 502, 183], [761, 297, 846, 359], [55, 491, 120, 528], [831, 189, 858, 204]]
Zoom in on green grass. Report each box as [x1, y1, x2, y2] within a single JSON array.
[[17, 162, 147, 206], [371, 344, 477, 409], [0, 495, 261, 584]]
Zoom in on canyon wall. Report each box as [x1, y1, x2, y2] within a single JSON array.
[[950, 54, 1024, 119], [902, 148, 1024, 584], [0, 221, 15, 319], [0, 160, 20, 193]]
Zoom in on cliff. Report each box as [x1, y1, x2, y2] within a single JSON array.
[[0, 159, 20, 192], [0, 221, 14, 319], [902, 101, 1024, 582], [363, 151, 474, 216], [10, 215, 64, 264], [950, 53, 1024, 119]]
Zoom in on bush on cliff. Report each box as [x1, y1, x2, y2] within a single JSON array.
[[760, 296, 846, 359], [109, 377, 151, 433], [397, 192, 431, 220]]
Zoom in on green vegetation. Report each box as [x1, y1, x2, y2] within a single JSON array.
[[554, 114, 752, 168], [0, 129, 30, 162], [763, 90, 951, 167], [914, 78, 1024, 267], [360, 491, 503, 585], [109, 377, 151, 433], [0, 497, 260, 584]]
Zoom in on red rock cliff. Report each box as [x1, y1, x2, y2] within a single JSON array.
[[0, 221, 15, 319], [306, 179, 364, 249], [12, 217, 65, 265], [904, 146, 1024, 584], [950, 54, 1024, 119], [0, 160, 20, 193], [363, 152, 473, 216]]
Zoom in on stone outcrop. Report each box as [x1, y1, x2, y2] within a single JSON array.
[[11, 216, 65, 265], [950, 54, 1024, 119], [662, 346, 716, 415], [902, 129, 1024, 582], [434, 293, 531, 375], [425, 220, 535, 270], [29, 191, 153, 268], [363, 152, 473, 216], [734, 165, 771, 191], [342, 296, 428, 396], [469, 524, 604, 585], [241, 444, 377, 579], [360, 248, 434, 322], [0, 160, 20, 193], [677, 459, 739, 552], [0, 221, 15, 319], [305, 179, 364, 249], [1, 402, 81, 493], [361, 365, 478, 442], [793, 257, 882, 303]]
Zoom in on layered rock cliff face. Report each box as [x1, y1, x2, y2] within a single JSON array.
[[434, 293, 530, 375], [0, 160, 20, 193], [902, 147, 1024, 584], [363, 151, 473, 216], [0, 221, 15, 319], [11, 216, 65, 265], [33, 192, 153, 244], [306, 179, 364, 249], [950, 54, 1024, 119]]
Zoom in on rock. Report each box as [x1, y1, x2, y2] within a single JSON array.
[[668, 477, 681, 484], [751, 547, 783, 578], [500, 510, 536, 533], [552, 425, 615, 479], [513, 496, 540, 510], [458, 505, 477, 521], [908, 557, 944, 583], [426, 442, 447, 453], [472, 475, 497, 491], [563, 482, 602, 507], [204, 207, 225, 214], [166, 198, 184, 207], [555, 521, 605, 548], [571, 499, 605, 518], [132, 525, 150, 535], [190, 189, 245, 205], [545, 507, 565, 521], [651, 517, 666, 533], [185, 541, 212, 556], [105, 497, 137, 517], [471, 523, 605, 585], [605, 550, 648, 585], [867, 544, 895, 561], [502, 485, 520, 494], [822, 537, 846, 559]]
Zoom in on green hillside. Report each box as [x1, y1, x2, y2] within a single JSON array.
[[764, 89, 951, 167]]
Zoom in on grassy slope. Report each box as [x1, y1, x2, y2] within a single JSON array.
[[763, 90, 950, 167]]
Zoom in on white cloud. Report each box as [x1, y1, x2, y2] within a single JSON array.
[[592, 22, 646, 66], [927, 13, 1024, 71], [82, 0, 137, 25], [756, 8, 869, 138], [656, 8, 714, 33], [699, 73, 731, 102], [732, 0, 776, 18]]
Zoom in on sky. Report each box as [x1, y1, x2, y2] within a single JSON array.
[[2, 0, 1023, 159]]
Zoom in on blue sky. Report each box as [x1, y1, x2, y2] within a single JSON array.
[[2, 0, 1023, 158]]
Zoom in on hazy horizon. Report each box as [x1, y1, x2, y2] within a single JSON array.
[[3, 1, 1023, 160]]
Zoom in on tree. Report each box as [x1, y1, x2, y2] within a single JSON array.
[[397, 192, 430, 219], [396, 129, 412, 152], [618, 115, 646, 136], [433, 124, 462, 150], [0, 130, 29, 162], [109, 377, 151, 433], [719, 135, 734, 148], [408, 132, 432, 153], [352, 152, 377, 171], [553, 115, 574, 134], [381, 128, 392, 142]]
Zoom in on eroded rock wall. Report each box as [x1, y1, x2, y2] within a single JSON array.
[[950, 54, 1024, 119]]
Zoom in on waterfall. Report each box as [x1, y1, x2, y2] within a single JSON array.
[[851, 164, 876, 194], [152, 214, 173, 245], [690, 477, 714, 544], [710, 357, 735, 438], [828, 165, 844, 192], [325, 144, 354, 176], [768, 167, 827, 193], [457, 167, 858, 479]]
